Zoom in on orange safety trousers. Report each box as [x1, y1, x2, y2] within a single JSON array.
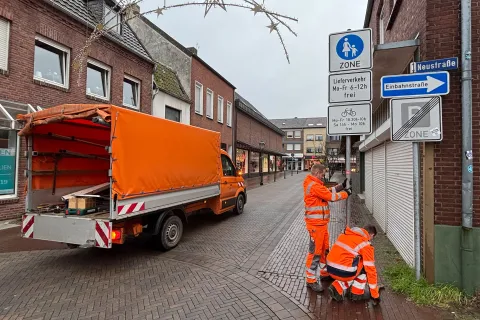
[[330, 260, 369, 298], [305, 224, 330, 283]]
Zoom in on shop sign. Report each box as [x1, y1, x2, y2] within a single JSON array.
[[0, 148, 15, 195]]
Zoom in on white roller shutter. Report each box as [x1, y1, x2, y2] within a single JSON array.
[[364, 150, 373, 213], [0, 18, 9, 71], [386, 141, 414, 266], [372, 144, 386, 232]]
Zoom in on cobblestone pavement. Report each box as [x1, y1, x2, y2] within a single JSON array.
[[0, 173, 451, 319]]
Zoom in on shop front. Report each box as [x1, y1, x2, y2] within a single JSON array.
[[235, 141, 284, 180], [304, 155, 324, 171]]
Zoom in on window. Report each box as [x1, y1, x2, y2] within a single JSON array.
[[195, 82, 203, 115], [217, 96, 224, 123], [294, 144, 301, 151], [226, 101, 232, 127], [86, 59, 111, 100], [286, 131, 293, 138], [328, 148, 339, 156], [0, 18, 10, 71], [33, 35, 70, 88], [206, 89, 214, 119], [123, 75, 140, 109], [286, 144, 293, 151], [104, 5, 121, 34], [294, 131, 301, 138], [306, 147, 315, 153], [379, 5, 385, 44], [316, 147, 323, 154], [315, 134, 323, 141], [0, 129, 18, 198], [306, 134, 314, 141], [221, 154, 235, 177], [165, 106, 181, 122]]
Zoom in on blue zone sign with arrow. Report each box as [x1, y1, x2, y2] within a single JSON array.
[[381, 71, 450, 98]]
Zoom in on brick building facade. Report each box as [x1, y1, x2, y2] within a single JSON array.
[[0, 0, 154, 220], [234, 93, 284, 185], [359, 0, 479, 293], [190, 52, 235, 156]]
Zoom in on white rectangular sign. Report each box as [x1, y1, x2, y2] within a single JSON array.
[[329, 28, 372, 73], [390, 96, 443, 142], [328, 70, 372, 104], [327, 104, 372, 135]]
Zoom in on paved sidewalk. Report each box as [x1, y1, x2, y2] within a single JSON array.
[[0, 172, 453, 319]]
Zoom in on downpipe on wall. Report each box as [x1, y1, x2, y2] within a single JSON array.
[[461, 0, 474, 296]]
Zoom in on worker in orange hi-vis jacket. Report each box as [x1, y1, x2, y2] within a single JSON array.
[[326, 225, 381, 304], [303, 164, 351, 293]]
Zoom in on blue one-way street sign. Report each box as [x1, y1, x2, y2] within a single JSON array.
[[381, 71, 450, 98]]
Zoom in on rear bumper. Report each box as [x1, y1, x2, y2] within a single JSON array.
[[21, 214, 112, 248]]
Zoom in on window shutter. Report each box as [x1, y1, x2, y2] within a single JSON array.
[[0, 18, 10, 71]]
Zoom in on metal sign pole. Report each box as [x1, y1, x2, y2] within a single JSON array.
[[345, 135, 351, 226]]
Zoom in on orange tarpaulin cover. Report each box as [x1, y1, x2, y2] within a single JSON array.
[[18, 104, 222, 200]]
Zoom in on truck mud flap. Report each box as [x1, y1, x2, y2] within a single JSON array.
[[21, 214, 112, 249]]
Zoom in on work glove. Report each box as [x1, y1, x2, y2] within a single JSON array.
[[342, 178, 348, 189], [372, 296, 381, 306], [334, 183, 344, 192], [344, 188, 352, 196]]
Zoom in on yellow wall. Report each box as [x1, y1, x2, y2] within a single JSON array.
[[303, 128, 326, 155]]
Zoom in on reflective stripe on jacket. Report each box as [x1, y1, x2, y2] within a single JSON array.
[[303, 174, 348, 226], [326, 227, 380, 298]]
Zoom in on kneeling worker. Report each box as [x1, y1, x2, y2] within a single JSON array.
[[304, 164, 351, 292], [326, 225, 381, 304]]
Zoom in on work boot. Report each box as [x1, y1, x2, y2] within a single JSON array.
[[328, 285, 344, 301], [306, 282, 324, 293]]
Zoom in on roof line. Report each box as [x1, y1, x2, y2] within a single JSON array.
[[364, 0, 374, 28], [138, 15, 236, 90], [44, 0, 154, 64], [235, 100, 285, 136], [138, 15, 194, 57]]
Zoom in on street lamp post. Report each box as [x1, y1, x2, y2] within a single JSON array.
[[259, 141, 265, 186]]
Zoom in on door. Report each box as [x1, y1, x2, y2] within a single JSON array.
[[372, 144, 387, 232], [364, 150, 373, 213], [386, 141, 414, 266], [220, 154, 237, 208]]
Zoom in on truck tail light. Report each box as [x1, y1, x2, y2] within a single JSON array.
[[112, 229, 122, 241]]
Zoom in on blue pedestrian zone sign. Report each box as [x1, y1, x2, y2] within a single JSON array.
[[329, 28, 372, 73], [336, 34, 364, 61], [381, 71, 450, 98]]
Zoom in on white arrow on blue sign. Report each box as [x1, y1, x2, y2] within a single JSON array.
[[381, 71, 450, 98]]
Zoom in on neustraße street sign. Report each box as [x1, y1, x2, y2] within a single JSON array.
[[381, 71, 450, 98], [410, 57, 458, 73], [327, 103, 372, 136], [329, 28, 373, 73], [390, 96, 443, 142], [328, 70, 372, 104]]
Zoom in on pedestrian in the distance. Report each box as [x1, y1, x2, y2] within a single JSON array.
[[303, 164, 351, 292], [326, 224, 382, 305]]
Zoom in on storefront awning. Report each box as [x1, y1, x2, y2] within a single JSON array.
[[371, 39, 419, 111], [0, 100, 42, 130]]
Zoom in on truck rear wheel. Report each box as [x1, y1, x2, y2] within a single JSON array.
[[155, 215, 183, 251], [233, 194, 245, 215]]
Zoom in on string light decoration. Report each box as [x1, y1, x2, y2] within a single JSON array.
[[72, 0, 298, 84]]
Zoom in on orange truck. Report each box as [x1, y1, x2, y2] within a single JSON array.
[[17, 104, 247, 250]]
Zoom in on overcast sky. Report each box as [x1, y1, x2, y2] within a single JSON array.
[[140, 0, 369, 119]]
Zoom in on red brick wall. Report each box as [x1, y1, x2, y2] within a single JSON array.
[[190, 57, 234, 150], [426, 0, 480, 227], [0, 0, 153, 220], [236, 111, 283, 152]]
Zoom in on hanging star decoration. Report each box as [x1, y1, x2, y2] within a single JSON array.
[[155, 7, 165, 17], [251, 2, 263, 15], [204, 0, 227, 17], [267, 21, 278, 33]]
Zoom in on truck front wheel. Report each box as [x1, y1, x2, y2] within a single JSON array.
[[155, 215, 183, 251], [233, 194, 245, 215]]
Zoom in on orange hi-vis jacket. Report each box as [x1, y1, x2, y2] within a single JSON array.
[[326, 227, 380, 298], [303, 175, 348, 226]]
